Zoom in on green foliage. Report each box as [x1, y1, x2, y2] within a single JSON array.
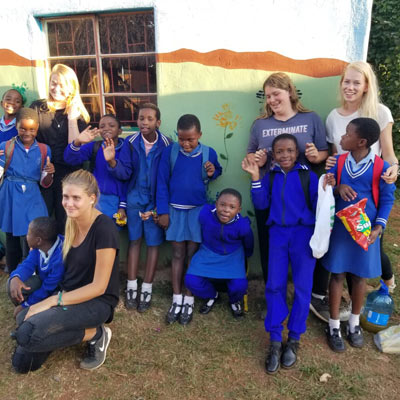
[[368, 0, 400, 156]]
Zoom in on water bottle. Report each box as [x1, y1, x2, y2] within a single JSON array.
[[360, 281, 394, 333]]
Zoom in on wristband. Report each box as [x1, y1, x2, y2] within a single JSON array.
[[57, 291, 68, 310]]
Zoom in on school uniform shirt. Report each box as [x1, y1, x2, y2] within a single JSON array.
[[61, 214, 120, 308], [0, 138, 50, 236], [156, 143, 222, 215], [9, 235, 65, 307], [64, 138, 127, 209], [251, 162, 318, 227], [0, 117, 18, 144]]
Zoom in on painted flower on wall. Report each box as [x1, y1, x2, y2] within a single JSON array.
[[213, 103, 241, 171]]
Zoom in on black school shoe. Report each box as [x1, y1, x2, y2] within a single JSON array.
[[125, 289, 138, 310], [346, 325, 364, 348], [230, 301, 244, 319], [179, 303, 194, 325], [325, 326, 346, 353], [199, 293, 220, 314], [137, 291, 152, 313], [166, 303, 181, 324], [281, 338, 299, 369], [265, 341, 282, 375]]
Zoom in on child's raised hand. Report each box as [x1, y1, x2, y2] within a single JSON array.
[[157, 214, 169, 230], [204, 161, 215, 177], [338, 184, 357, 202], [9, 277, 30, 304], [44, 156, 55, 174], [241, 155, 260, 181], [103, 137, 116, 165], [325, 154, 337, 170], [254, 149, 267, 167], [368, 225, 383, 245], [75, 126, 99, 146], [323, 173, 336, 189], [305, 142, 318, 163]]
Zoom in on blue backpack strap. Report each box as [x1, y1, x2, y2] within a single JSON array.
[[201, 144, 210, 184], [169, 142, 180, 175]]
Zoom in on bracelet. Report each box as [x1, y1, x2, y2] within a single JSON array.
[[57, 291, 68, 311]]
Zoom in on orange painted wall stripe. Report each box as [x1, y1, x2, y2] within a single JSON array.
[[157, 49, 347, 78], [0, 49, 45, 67]]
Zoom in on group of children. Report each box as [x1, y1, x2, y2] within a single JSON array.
[[0, 85, 396, 374]]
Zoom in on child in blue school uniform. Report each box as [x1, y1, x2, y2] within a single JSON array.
[[185, 188, 254, 319], [104, 103, 171, 312], [322, 118, 395, 353], [0, 108, 54, 273], [157, 114, 222, 325], [63, 114, 127, 223], [1, 87, 24, 144], [7, 217, 64, 318], [242, 133, 319, 374]]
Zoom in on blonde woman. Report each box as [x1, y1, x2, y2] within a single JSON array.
[[12, 170, 119, 373], [30, 64, 92, 233], [311, 61, 398, 323]]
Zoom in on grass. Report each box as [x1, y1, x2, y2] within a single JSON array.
[[0, 204, 399, 400]]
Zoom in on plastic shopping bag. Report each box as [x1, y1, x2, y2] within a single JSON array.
[[374, 325, 400, 354], [309, 174, 335, 258]]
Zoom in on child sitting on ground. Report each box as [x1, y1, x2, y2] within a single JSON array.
[[322, 118, 395, 352], [185, 188, 253, 319], [242, 133, 319, 374], [157, 114, 222, 325], [105, 103, 171, 312], [1, 87, 24, 144], [7, 217, 64, 317]]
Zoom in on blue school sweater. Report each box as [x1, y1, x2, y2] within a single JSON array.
[[108, 131, 171, 209], [251, 163, 318, 227], [200, 204, 254, 258], [9, 235, 64, 308], [0, 117, 18, 144], [157, 143, 222, 215], [64, 138, 127, 209]]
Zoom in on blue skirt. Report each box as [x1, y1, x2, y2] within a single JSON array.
[[97, 193, 119, 220], [187, 244, 246, 279], [166, 206, 202, 243]]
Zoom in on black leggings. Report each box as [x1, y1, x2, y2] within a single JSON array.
[[313, 233, 393, 296], [254, 208, 269, 284], [5, 233, 29, 273]]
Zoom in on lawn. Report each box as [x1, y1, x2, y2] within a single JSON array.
[[0, 204, 399, 400]]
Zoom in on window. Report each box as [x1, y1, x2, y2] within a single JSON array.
[[43, 11, 156, 128]]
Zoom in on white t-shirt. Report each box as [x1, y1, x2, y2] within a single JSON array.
[[325, 103, 393, 156]]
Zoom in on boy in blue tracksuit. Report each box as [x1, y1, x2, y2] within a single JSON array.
[[105, 103, 172, 312], [7, 217, 64, 317], [242, 133, 318, 375]]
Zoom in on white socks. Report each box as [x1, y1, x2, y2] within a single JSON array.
[[140, 282, 153, 302], [127, 279, 138, 299], [348, 313, 360, 334], [183, 295, 194, 315], [329, 318, 341, 336], [170, 293, 183, 314], [312, 293, 325, 300]]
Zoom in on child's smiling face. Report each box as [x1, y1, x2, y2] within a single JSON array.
[[138, 108, 160, 141], [178, 126, 202, 153], [272, 137, 298, 172], [216, 193, 241, 224], [99, 116, 121, 142], [17, 118, 39, 147], [1, 89, 23, 118]]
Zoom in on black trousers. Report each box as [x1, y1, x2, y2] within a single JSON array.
[[5, 233, 29, 273], [255, 208, 269, 284]]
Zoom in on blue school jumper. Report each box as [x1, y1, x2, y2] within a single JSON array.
[[9, 235, 65, 307], [0, 138, 50, 236], [185, 204, 254, 303], [251, 162, 318, 342], [108, 130, 171, 244], [0, 117, 18, 144], [63, 138, 127, 218], [157, 143, 222, 242]]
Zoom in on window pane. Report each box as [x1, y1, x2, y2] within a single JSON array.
[[102, 55, 156, 93], [81, 95, 104, 124], [99, 12, 155, 54], [105, 95, 157, 127], [47, 19, 95, 56]]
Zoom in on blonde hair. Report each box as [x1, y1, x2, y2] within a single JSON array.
[[340, 61, 379, 120], [81, 67, 111, 115], [48, 64, 90, 123], [258, 72, 310, 119], [62, 170, 100, 259]]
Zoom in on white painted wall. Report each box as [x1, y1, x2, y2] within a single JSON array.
[[7, 0, 372, 62]]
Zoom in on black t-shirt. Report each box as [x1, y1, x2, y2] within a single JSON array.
[[61, 214, 120, 308], [30, 99, 87, 166]]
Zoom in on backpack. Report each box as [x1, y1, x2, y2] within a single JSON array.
[[336, 152, 383, 208], [88, 140, 103, 172], [0, 137, 47, 187], [169, 142, 210, 185], [269, 168, 312, 210]]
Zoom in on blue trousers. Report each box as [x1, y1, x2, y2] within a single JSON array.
[[185, 274, 248, 304], [265, 225, 315, 342]]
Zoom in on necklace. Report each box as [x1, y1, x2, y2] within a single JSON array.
[[53, 112, 65, 130]]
